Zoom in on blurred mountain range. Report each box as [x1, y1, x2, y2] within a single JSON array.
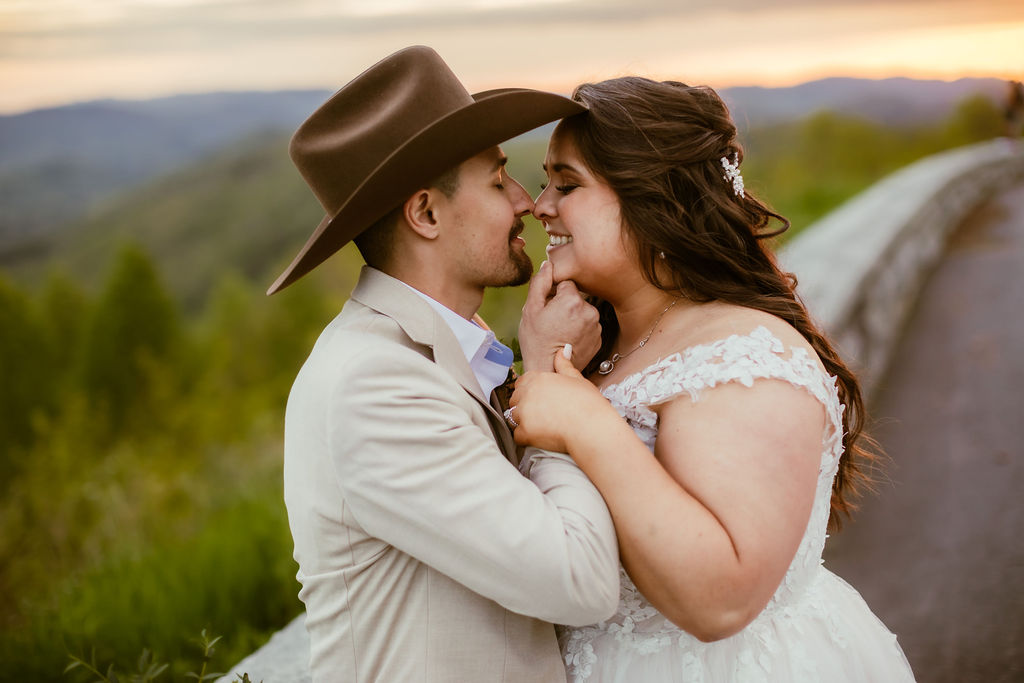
[[0, 76, 1010, 298], [721, 76, 1009, 129], [0, 90, 333, 245]]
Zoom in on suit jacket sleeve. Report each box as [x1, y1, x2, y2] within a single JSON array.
[[330, 342, 619, 626]]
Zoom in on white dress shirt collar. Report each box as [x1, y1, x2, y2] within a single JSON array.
[[400, 283, 513, 397]]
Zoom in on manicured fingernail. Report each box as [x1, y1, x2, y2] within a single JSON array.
[[540, 260, 548, 269], [562, 343, 573, 360]]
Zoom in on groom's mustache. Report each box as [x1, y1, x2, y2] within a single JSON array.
[[510, 219, 525, 240]]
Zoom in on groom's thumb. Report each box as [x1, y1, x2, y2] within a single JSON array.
[[554, 344, 584, 377]]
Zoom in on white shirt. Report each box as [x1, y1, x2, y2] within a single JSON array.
[[401, 284, 514, 397]]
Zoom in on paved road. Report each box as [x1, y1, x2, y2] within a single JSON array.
[[823, 180, 1024, 682]]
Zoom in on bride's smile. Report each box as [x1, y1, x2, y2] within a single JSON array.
[[534, 128, 637, 299], [546, 231, 573, 248]]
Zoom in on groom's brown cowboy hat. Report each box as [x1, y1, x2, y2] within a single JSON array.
[[267, 45, 586, 294]]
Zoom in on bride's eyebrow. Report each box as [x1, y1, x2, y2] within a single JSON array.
[[542, 162, 581, 174]]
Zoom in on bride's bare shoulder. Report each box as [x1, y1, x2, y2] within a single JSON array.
[[670, 303, 813, 356]]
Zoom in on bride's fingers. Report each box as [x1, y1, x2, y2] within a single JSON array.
[[553, 344, 585, 378]]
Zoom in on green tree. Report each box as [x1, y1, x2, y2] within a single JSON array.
[[944, 94, 1004, 145], [257, 277, 333, 401], [79, 243, 183, 432], [39, 271, 90, 392], [0, 276, 55, 480]]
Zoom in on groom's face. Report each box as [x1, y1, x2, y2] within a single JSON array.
[[436, 146, 535, 289]]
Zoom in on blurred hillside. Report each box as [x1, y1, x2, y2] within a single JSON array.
[[0, 76, 1006, 252], [0, 90, 332, 244], [2, 131, 323, 309], [1, 78, 1008, 324], [0, 130, 552, 317]]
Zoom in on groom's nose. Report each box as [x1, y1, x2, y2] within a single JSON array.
[[505, 175, 535, 217]]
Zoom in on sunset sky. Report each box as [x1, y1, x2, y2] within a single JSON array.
[[0, 0, 1022, 114]]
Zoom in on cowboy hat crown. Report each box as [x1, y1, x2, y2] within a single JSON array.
[[268, 45, 585, 294]]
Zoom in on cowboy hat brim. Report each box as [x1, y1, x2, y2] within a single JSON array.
[[267, 88, 585, 294]]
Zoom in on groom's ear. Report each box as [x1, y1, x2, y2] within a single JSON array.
[[403, 188, 441, 240]]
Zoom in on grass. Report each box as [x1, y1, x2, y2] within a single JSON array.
[[1, 464, 299, 682]]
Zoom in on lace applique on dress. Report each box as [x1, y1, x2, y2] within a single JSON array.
[[600, 326, 845, 461], [558, 326, 917, 683]]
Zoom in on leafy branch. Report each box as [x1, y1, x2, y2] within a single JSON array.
[[64, 630, 261, 683], [64, 647, 168, 683]]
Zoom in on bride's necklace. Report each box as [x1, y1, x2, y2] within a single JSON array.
[[597, 298, 679, 376]]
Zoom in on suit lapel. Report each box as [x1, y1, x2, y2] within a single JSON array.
[[488, 388, 519, 467], [350, 267, 520, 466]]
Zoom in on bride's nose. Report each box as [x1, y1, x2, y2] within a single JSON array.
[[533, 186, 556, 222]]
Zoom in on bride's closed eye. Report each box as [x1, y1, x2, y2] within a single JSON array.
[[540, 182, 577, 194]]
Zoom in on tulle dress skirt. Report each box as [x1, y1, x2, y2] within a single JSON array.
[[558, 567, 916, 683]]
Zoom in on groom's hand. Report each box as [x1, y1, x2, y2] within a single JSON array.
[[519, 261, 601, 373]]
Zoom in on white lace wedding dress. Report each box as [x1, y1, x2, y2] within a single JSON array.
[[559, 326, 916, 682]]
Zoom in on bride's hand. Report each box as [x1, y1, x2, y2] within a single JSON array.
[[508, 345, 618, 452]]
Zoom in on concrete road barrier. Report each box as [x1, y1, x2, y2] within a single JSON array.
[[778, 138, 1024, 400]]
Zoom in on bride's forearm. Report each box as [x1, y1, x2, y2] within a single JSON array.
[[563, 422, 765, 642]]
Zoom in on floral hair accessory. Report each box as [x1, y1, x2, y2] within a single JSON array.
[[720, 152, 745, 198]]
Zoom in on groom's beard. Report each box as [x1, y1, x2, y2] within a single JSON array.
[[492, 219, 534, 288]]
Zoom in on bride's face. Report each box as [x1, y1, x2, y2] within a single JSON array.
[[533, 127, 638, 298]]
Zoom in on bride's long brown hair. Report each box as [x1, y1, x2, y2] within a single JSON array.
[[563, 77, 876, 530]]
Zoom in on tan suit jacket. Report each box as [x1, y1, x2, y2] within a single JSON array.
[[283, 267, 619, 682]]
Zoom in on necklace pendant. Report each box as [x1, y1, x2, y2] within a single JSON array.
[[597, 353, 620, 376], [595, 299, 679, 378]]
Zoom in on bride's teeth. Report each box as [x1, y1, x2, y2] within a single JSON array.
[[548, 235, 573, 246]]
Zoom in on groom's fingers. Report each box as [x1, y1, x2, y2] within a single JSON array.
[[507, 375, 526, 410], [519, 261, 599, 373], [524, 260, 554, 311], [552, 278, 580, 300]]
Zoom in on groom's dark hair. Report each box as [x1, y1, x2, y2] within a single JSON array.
[[354, 165, 461, 269]]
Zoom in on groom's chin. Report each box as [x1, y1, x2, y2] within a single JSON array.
[[502, 253, 534, 288]]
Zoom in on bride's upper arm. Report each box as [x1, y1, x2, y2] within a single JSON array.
[[653, 376, 825, 600]]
